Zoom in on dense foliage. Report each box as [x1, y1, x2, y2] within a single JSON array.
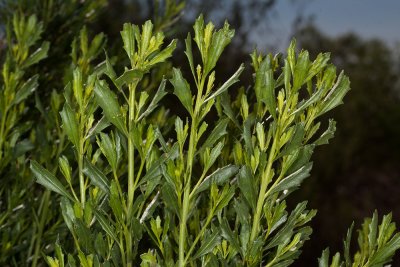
[[0, 1, 399, 266]]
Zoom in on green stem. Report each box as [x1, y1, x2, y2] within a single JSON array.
[[179, 103, 200, 267], [179, 185, 190, 267], [31, 190, 50, 267], [78, 154, 85, 207], [178, 74, 205, 267], [184, 207, 216, 264], [127, 81, 138, 216], [249, 133, 278, 243], [0, 106, 9, 160], [126, 80, 139, 266], [126, 227, 132, 267]]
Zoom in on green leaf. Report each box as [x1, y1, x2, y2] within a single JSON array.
[[97, 133, 117, 171], [216, 185, 235, 211], [292, 50, 310, 91], [194, 165, 239, 194], [284, 59, 292, 95], [318, 71, 351, 116], [121, 23, 136, 64], [60, 197, 75, 234], [104, 52, 116, 80], [318, 248, 330, 267], [60, 103, 80, 148], [115, 69, 144, 89], [72, 68, 83, 107], [265, 202, 311, 250], [287, 39, 297, 75], [238, 166, 257, 211], [88, 32, 106, 59], [94, 80, 127, 135], [280, 124, 305, 157], [148, 39, 177, 66], [344, 222, 354, 266], [219, 91, 240, 127], [30, 161, 74, 201], [94, 210, 119, 244], [94, 233, 107, 259], [86, 116, 110, 139], [54, 240, 65, 267], [286, 145, 314, 175], [185, 33, 196, 78], [138, 79, 168, 120], [377, 213, 394, 248], [314, 119, 336, 146], [264, 69, 276, 119], [220, 219, 242, 255], [12, 75, 38, 105], [205, 142, 224, 170], [193, 14, 205, 61], [306, 52, 330, 82], [268, 162, 312, 196], [139, 144, 179, 186], [170, 68, 193, 114], [204, 20, 235, 75], [67, 254, 77, 267], [161, 184, 180, 218], [193, 230, 221, 259], [83, 158, 110, 194], [109, 181, 124, 223], [204, 64, 244, 103], [291, 85, 325, 115], [370, 233, 400, 266], [59, 156, 72, 184], [22, 41, 50, 68], [200, 118, 229, 153], [139, 20, 153, 58]]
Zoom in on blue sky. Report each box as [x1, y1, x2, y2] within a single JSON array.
[[272, 0, 400, 46], [193, 0, 400, 52]]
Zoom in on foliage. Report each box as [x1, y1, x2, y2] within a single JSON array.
[[0, 13, 52, 266], [0, 1, 399, 267], [319, 211, 400, 267], [293, 23, 400, 264]]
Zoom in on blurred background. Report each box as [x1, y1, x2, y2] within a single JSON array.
[[96, 1, 400, 265], [3, 0, 400, 265]]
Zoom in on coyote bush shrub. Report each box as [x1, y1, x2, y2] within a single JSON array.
[[0, 1, 399, 266]]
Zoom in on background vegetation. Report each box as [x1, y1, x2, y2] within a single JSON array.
[[0, 0, 399, 266]]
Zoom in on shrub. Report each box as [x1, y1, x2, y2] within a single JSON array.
[[0, 1, 399, 266]]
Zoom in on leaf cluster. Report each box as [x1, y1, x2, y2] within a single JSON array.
[[0, 1, 399, 267]]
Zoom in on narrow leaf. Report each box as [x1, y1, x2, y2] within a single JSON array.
[[60, 103, 80, 148], [268, 162, 313, 196], [200, 118, 229, 152], [94, 80, 127, 135], [264, 69, 276, 119], [121, 23, 135, 63], [83, 158, 110, 194], [12, 75, 39, 105], [115, 69, 144, 88], [94, 210, 119, 243], [138, 79, 167, 120], [193, 230, 221, 259], [30, 161, 74, 201], [170, 68, 193, 114], [22, 41, 50, 68], [238, 166, 257, 210], [194, 165, 239, 194], [148, 39, 177, 66], [314, 119, 336, 146], [204, 64, 244, 103], [318, 71, 351, 115]]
